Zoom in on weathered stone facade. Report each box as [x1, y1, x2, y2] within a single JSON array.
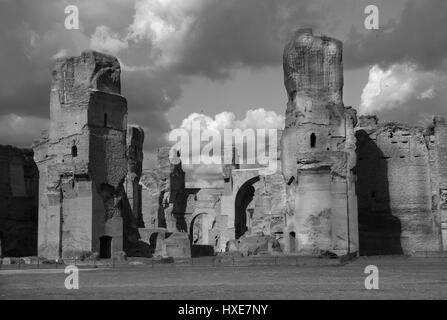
[[0, 146, 39, 257], [280, 29, 358, 256], [33, 51, 128, 260], [356, 115, 447, 255], [137, 148, 192, 258], [123, 125, 145, 252]]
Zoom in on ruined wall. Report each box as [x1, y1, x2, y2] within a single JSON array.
[[140, 170, 162, 228], [34, 50, 128, 260], [123, 125, 145, 249], [186, 188, 222, 251], [433, 117, 447, 251], [356, 116, 444, 255], [131, 29, 446, 258], [0, 146, 39, 257], [280, 28, 358, 256], [137, 148, 192, 257], [125, 125, 144, 222]]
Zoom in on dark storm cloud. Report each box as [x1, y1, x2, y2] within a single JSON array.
[[349, 0, 447, 125], [174, 0, 326, 78], [0, 0, 176, 150], [345, 0, 447, 71], [0, 0, 333, 151], [123, 68, 183, 150]]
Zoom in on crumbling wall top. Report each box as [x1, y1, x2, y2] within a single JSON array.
[[52, 50, 122, 98], [358, 115, 379, 130], [283, 28, 343, 105]]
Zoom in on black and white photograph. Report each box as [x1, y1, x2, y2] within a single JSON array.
[[0, 0, 447, 306]]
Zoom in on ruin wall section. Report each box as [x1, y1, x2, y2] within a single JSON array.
[[34, 51, 128, 260], [0, 146, 39, 257], [280, 29, 358, 255], [356, 115, 446, 254]]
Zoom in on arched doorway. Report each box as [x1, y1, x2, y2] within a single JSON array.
[[234, 176, 260, 239], [289, 232, 296, 253], [189, 213, 207, 245], [99, 236, 112, 259]]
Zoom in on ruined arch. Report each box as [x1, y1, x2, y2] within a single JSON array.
[[289, 232, 296, 253], [234, 176, 260, 239], [189, 212, 208, 245]]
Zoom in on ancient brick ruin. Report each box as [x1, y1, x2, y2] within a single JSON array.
[[356, 115, 447, 255], [139, 29, 446, 258], [33, 51, 129, 260], [0, 146, 38, 257], [1, 29, 446, 260]]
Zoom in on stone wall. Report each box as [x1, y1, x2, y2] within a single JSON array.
[[123, 125, 145, 249], [356, 116, 445, 255], [34, 50, 128, 260], [433, 117, 447, 251], [280, 28, 358, 256], [0, 146, 38, 257], [186, 188, 222, 251], [137, 148, 191, 258]]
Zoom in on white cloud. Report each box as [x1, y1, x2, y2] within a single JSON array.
[[90, 26, 129, 55], [170, 108, 284, 182], [87, 0, 203, 67], [418, 87, 436, 100], [52, 49, 68, 60], [359, 63, 447, 115], [178, 108, 284, 132]]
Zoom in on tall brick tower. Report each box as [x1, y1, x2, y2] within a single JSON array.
[[33, 51, 128, 260], [281, 29, 358, 255]]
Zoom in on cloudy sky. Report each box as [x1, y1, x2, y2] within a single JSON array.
[[1, 0, 446, 174]]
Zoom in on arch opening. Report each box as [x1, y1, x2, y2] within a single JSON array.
[[310, 133, 316, 148], [189, 213, 207, 245], [289, 231, 296, 253], [234, 176, 260, 239], [99, 236, 112, 259]]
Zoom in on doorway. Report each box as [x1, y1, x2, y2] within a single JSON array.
[[289, 232, 296, 253], [234, 176, 260, 239], [99, 236, 112, 259]]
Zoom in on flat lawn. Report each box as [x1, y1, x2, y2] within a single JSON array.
[[0, 256, 446, 300]]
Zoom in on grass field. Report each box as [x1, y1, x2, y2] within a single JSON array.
[[0, 256, 446, 300]]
